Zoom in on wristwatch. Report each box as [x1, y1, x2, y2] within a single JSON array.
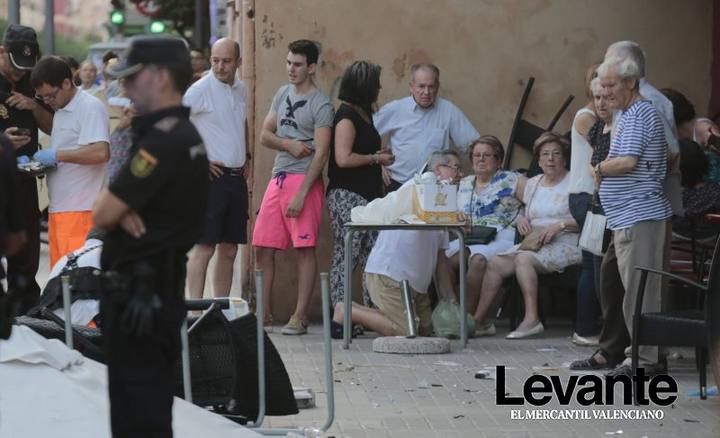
[[559, 221, 567, 232]]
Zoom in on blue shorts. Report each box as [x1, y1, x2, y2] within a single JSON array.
[[198, 168, 249, 245]]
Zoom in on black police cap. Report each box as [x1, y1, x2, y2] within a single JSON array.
[[109, 37, 190, 78], [3, 24, 40, 70]]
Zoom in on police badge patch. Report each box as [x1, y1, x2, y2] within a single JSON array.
[[23, 45, 32, 56], [130, 148, 158, 178]]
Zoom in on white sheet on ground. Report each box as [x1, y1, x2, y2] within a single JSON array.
[[0, 325, 261, 438]]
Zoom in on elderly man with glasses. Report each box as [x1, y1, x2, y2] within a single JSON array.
[[30, 56, 109, 266]]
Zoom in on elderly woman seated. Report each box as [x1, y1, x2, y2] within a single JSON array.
[[473, 132, 581, 339], [447, 135, 525, 335]]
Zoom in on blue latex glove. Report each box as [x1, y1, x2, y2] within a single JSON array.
[[16, 155, 30, 165], [33, 149, 57, 166]]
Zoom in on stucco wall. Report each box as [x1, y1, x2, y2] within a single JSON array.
[[249, 0, 713, 321]]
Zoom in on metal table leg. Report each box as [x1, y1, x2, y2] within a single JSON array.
[[343, 229, 354, 349], [451, 229, 467, 347]]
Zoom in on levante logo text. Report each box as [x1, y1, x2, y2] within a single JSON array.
[[495, 366, 677, 406]]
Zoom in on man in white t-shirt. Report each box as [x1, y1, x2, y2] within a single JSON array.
[[331, 151, 462, 336], [30, 56, 109, 266], [184, 38, 249, 299]]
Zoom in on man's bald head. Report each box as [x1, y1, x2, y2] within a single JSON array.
[[210, 38, 241, 84], [211, 38, 240, 61]]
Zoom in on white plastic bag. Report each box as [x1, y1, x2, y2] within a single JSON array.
[[579, 211, 608, 256]]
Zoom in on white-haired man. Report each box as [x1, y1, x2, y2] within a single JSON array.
[[605, 41, 681, 215], [587, 55, 672, 378], [331, 150, 462, 337]]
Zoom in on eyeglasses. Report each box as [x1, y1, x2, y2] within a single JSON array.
[[472, 153, 497, 160], [439, 163, 461, 171], [35, 87, 61, 102]]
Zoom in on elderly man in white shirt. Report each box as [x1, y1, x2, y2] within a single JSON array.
[[374, 63, 480, 191], [30, 56, 109, 267], [184, 38, 250, 299]]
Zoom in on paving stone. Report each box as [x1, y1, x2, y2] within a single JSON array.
[[372, 336, 450, 354]]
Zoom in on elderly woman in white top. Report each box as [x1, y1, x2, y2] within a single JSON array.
[[447, 135, 525, 334], [474, 132, 581, 339]]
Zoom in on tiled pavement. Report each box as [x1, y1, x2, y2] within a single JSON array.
[[263, 324, 720, 438]]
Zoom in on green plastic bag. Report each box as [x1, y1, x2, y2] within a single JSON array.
[[431, 298, 475, 338]]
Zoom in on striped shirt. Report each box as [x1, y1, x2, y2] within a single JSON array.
[[599, 99, 672, 230]]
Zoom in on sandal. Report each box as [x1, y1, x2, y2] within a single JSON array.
[[569, 349, 619, 371]]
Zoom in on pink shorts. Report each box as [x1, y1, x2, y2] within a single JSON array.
[[252, 172, 324, 249]]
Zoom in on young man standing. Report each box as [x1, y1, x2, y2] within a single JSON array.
[[31, 56, 109, 266], [185, 38, 250, 299], [253, 39, 334, 335]]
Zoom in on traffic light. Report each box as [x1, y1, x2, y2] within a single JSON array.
[[148, 20, 166, 33], [110, 9, 125, 26]]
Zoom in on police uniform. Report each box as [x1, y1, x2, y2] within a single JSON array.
[[0, 24, 45, 314], [99, 38, 208, 438], [0, 133, 23, 338]]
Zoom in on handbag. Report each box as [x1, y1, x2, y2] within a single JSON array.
[[579, 193, 610, 256], [466, 225, 497, 245], [465, 177, 499, 245], [518, 227, 546, 251], [517, 175, 545, 252]]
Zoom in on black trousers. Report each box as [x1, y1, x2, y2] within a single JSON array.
[[597, 239, 631, 362], [6, 175, 40, 315], [101, 287, 184, 438]]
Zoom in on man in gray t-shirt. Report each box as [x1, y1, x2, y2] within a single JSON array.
[[270, 83, 334, 174], [252, 39, 334, 336]]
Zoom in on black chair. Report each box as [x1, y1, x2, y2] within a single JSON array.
[[631, 234, 720, 402], [504, 76, 574, 173]]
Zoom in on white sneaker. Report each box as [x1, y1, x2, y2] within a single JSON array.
[[572, 332, 599, 346]]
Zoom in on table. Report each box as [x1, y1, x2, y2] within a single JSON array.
[[343, 223, 467, 349], [702, 214, 720, 389]]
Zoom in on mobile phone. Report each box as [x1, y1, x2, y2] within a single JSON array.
[[14, 128, 31, 136]]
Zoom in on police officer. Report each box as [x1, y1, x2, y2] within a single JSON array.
[[92, 37, 208, 438], [0, 24, 53, 314], [0, 133, 26, 339]]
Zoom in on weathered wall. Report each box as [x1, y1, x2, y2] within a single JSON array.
[[250, 0, 714, 321]]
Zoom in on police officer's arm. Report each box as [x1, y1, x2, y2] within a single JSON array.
[[5, 92, 53, 134], [285, 126, 331, 217], [259, 110, 312, 158], [57, 141, 110, 164], [92, 189, 144, 236], [93, 141, 174, 234]]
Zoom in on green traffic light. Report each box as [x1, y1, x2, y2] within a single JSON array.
[[149, 21, 166, 33], [110, 10, 125, 26]]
